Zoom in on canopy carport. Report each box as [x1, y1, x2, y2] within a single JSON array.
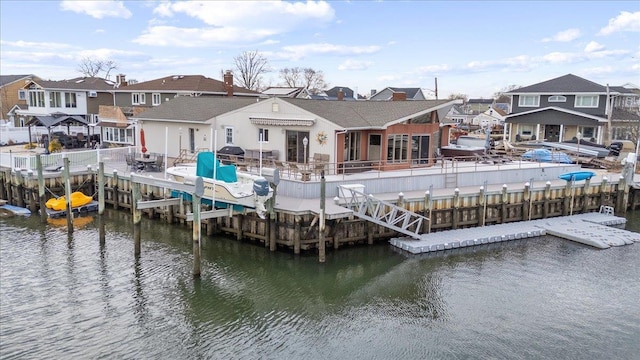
[[25, 114, 90, 151]]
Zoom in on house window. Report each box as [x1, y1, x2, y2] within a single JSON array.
[[65, 92, 77, 108], [575, 95, 598, 108], [29, 90, 45, 107], [18, 90, 27, 100], [132, 93, 146, 105], [387, 134, 408, 163], [518, 95, 539, 107], [258, 128, 269, 142], [411, 135, 430, 164], [548, 95, 566, 102], [104, 127, 134, 144], [225, 126, 234, 145], [49, 91, 62, 108], [272, 103, 279, 112], [152, 93, 161, 106], [578, 126, 596, 140]]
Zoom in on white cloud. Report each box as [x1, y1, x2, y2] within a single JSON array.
[[542, 52, 582, 64], [338, 59, 373, 71], [144, 0, 334, 46], [0, 40, 73, 51], [584, 41, 605, 53], [277, 43, 380, 61], [541, 28, 581, 42], [415, 64, 450, 74], [60, 0, 132, 19], [598, 11, 640, 35], [581, 66, 614, 76]]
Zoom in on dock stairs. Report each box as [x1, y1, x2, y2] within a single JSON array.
[[338, 185, 427, 239]]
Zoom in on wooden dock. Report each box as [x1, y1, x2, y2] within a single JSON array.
[[390, 211, 639, 254]]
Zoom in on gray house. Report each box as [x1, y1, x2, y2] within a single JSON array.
[[504, 74, 639, 144]]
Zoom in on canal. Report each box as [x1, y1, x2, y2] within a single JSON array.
[[1, 210, 639, 359]]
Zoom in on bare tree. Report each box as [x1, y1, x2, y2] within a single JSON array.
[[493, 85, 520, 103], [233, 50, 269, 91], [278, 67, 328, 94], [447, 93, 469, 103], [76, 57, 118, 79]]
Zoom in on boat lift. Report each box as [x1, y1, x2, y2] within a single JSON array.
[[337, 185, 428, 239]]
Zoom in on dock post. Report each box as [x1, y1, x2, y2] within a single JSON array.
[[523, 182, 530, 221], [582, 177, 591, 213], [16, 170, 25, 208], [479, 186, 486, 227], [334, 219, 341, 249], [98, 162, 106, 245], [132, 180, 141, 256], [319, 170, 326, 263], [501, 184, 508, 223], [26, 170, 36, 213], [543, 181, 551, 218], [452, 188, 460, 229], [563, 180, 571, 216], [236, 214, 243, 241], [425, 187, 433, 233], [192, 193, 202, 278], [36, 155, 47, 223], [62, 157, 74, 233], [599, 176, 608, 208], [112, 170, 119, 210], [269, 185, 277, 251], [616, 175, 628, 215], [294, 216, 301, 255]]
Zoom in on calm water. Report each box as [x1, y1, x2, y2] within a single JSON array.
[[1, 210, 639, 359]]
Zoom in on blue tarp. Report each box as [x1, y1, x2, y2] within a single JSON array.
[[195, 152, 237, 182], [521, 149, 573, 164]]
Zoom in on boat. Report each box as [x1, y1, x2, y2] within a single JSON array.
[[165, 152, 274, 218], [0, 202, 31, 217], [558, 171, 595, 181], [46, 192, 94, 211], [440, 144, 486, 158]]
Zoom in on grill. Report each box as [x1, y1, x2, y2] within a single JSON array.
[[217, 146, 244, 164]]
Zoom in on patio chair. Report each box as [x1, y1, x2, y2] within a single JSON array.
[[273, 160, 288, 178], [150, 154, 164, 172], [313, 162, 326, 180], [287, 163, 300, 180], [125, 153, 136, 171]]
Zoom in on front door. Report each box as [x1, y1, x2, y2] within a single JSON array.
[[544, 125, 560, 142]]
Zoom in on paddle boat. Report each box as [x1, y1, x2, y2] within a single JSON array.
[[165, 152, 274, 219], [558, 171, 595, 181], [0, 200, 31, 217], [46, 192, 94, 211]]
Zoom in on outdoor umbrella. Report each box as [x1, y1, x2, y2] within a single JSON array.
[[140, 128, 147, 154]]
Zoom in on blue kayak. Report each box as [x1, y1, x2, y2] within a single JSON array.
[[558, 171, 595, 181]]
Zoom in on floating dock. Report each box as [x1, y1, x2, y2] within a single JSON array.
[[44, 201, 99, 219], [390, 212, 639, 254]]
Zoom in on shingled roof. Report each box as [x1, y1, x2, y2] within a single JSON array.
[[0, 74, 36, 87], [133, 96, 259, 122], [281, 98, 453, 128], [507, 74, 607, 94], [121, 75, 260, 96], [31, 77, 117, 90]]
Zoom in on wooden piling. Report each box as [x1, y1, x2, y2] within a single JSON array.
[[98, 162, 105, 215], [479, 186, 486, 227], [62, 157, 73, 233], [132, 180, 141, 256], [319, 171, 326, 263], [294, 216, 301, 255], [36, 155, 47, 223], [452, 188, 460, 229], [543, 181, 551, 218], [112, 170, 119, 210], [523, 182, 530, 221], [501, 184, 508, 223], [192, 193, 202, 278]]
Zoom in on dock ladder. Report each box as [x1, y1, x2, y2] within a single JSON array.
[[338, 186, 428, 239]]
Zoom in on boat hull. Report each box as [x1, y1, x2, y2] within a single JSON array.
[[558, 171, 595, 181], [441, 145, 486, 158]]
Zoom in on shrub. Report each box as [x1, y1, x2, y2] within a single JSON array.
[[24, 143, 37, 150], [48, 139, 62, 153]]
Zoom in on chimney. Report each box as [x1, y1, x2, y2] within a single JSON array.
[[224, 70, 234, 97], [116, 73, 127, 87], [392, 92, 407, 101], [371, 89, 377, 97], [338, 88, 344, 101]]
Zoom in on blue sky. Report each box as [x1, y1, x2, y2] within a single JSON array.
[[1, 1, 638, 98]]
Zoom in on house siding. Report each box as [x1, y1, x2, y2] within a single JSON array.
[[512, 94, 607, 116]]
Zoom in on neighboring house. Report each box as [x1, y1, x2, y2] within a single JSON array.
[[0, 74, 40, 126], [471, 107, 507, 127], [504, 74, 640, 144], [369, 87, 430, 101], [307, 86, 364, 101], [103, 71, 263, 147], [464, 99, 494, 115], [134, 96, 460, 172]]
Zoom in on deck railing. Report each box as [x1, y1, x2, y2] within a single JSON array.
[[0, 147, 135, 171]]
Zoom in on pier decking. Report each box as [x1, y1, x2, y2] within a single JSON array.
[[390, 211, 639, 254]]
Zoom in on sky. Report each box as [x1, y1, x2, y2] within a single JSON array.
[[1, 1, 638, 99]]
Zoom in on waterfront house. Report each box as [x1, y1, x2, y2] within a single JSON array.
[[133, 95, 460, 175], [504, 74, 640, 144], [0, 74, 40, 126]]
